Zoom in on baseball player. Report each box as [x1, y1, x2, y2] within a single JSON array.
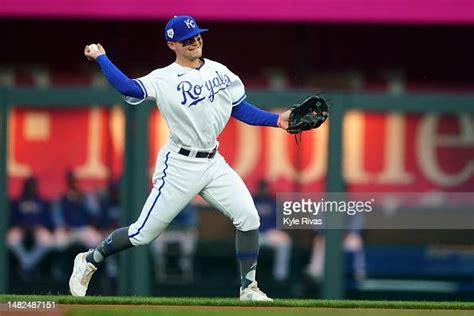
[[69, 15, 292, 301]]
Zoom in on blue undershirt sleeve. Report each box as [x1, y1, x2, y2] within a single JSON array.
[[96, 55, 144, 99], [231, 100, 279, 127]]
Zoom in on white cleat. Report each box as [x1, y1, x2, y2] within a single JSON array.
[[69, 250, 97, 297], [240, 281, 273, 301]]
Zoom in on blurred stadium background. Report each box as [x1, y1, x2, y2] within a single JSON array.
[[0, 0, 473, 303]]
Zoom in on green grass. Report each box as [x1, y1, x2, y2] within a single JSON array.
[[63, 309, 474, 316], [0, 294, 473, 310]]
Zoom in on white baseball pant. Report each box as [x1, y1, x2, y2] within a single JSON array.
[[128, 142, 260, 246]]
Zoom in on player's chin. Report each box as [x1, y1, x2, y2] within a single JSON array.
[[190, 46, 202, 52], [189, 49, 202, 58]]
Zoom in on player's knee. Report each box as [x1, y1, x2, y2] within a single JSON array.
[[129, 233, 155, 246], [128, 226, 159, 246], [235, 209, 260, 231]]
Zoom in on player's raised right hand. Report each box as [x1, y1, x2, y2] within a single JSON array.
[[84, 43, 106, 61]]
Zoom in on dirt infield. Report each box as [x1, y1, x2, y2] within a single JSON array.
[[4, 304, 474, 316]]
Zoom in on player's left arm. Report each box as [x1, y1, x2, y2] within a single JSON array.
[[84, 43, 144, 99], [96, 55, 144, 98], [231, 100, 290, 130]]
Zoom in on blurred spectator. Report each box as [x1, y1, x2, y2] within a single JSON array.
[[254, 179, 292, 282], [151, 202, 198, 283], [97, 178, 121, 281], [6, 176, 55, 274], [52, 170, 102, 249], [305, 214, 367, 282], [97, 179, 121, 234]]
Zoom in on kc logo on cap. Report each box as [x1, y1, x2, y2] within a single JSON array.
[[164, 15, 209, 42], [184, 19, 195, 28]]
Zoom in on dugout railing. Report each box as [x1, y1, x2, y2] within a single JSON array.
[[1, 87, 473, 298]]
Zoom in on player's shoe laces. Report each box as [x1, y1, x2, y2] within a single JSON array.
[[69, 250, 97, 297], [239, 281, 273, 301]]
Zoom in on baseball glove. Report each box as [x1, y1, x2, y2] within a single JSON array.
[[287, 95, 329, 137]]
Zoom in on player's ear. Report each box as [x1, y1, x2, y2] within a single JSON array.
[[167, 41, 177, 51]]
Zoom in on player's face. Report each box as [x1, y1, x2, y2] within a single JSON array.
[[174, 35, 203, 60]]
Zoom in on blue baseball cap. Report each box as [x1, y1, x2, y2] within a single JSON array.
[[164, 15, 209, 42]]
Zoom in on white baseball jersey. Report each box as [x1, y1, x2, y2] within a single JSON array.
[[125, 58, 246, 150], [125, 58, 260, 246]]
